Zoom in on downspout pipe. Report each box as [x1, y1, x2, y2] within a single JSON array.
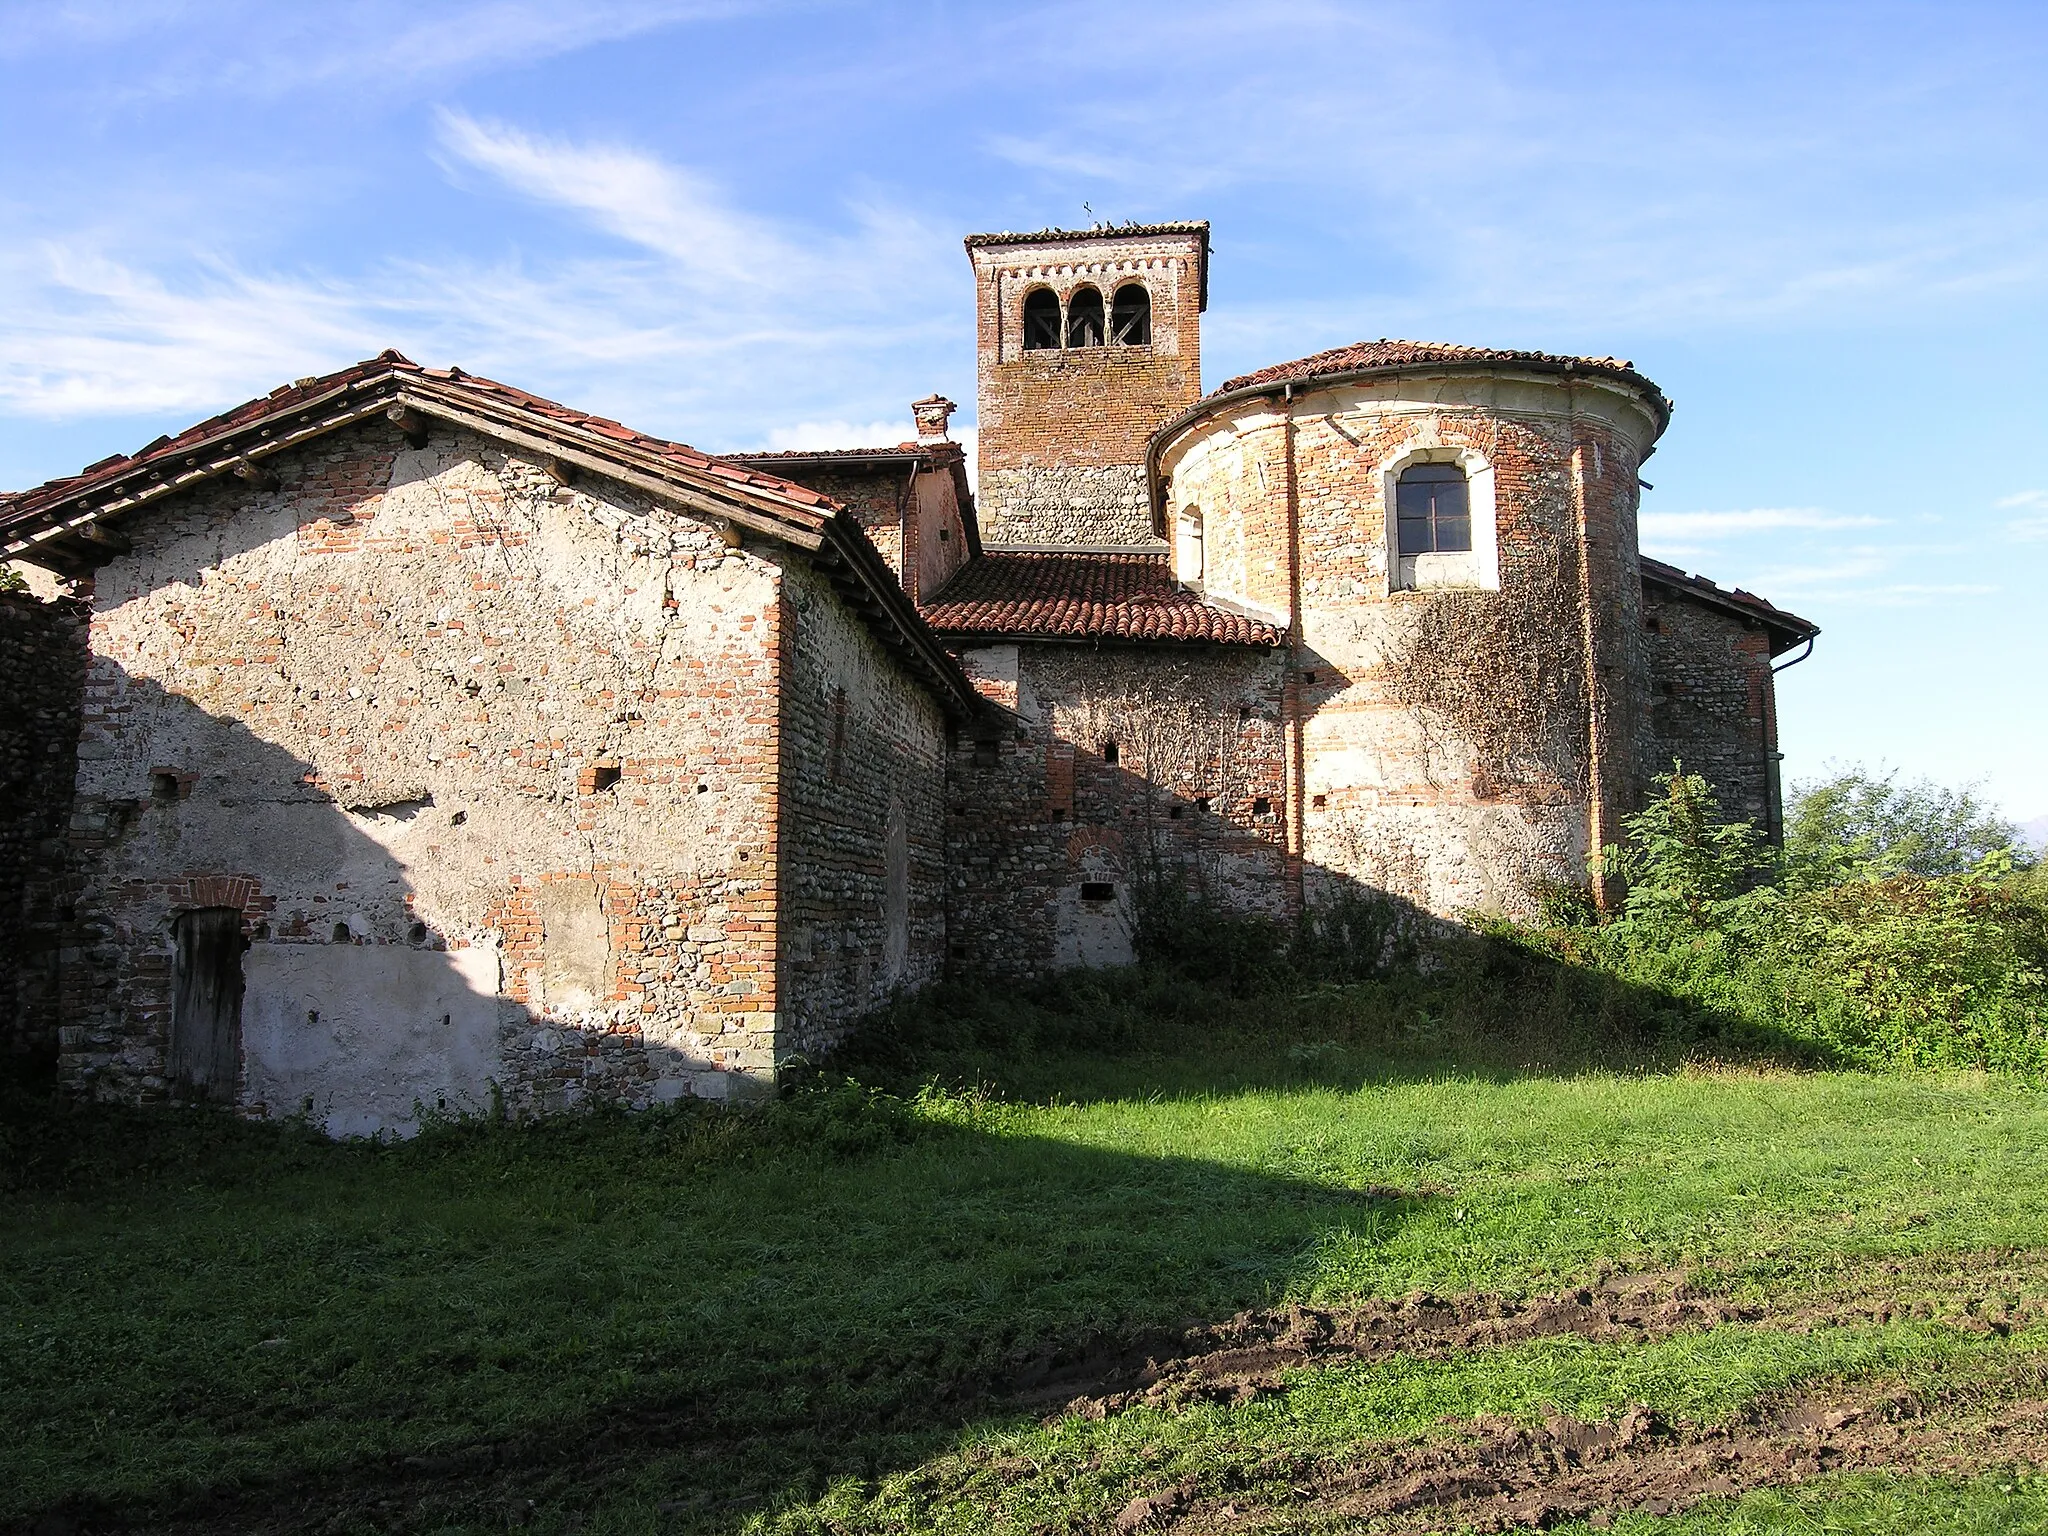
[[1282, 383, 1307, 920], [1771, 635, 1816, 673]]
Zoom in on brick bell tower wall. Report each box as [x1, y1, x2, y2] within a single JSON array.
[[1157, 369, 1660, 919], [969, 228, 1207, 548]]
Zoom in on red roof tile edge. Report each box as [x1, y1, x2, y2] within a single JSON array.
[[1208, 338, 1666, 411], [1640, 556, 1818, 653], [921, 551, 1283, 647]]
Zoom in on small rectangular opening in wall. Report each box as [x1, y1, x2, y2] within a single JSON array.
[[1101, 741, 1118, 765], [1195, 797, 1211, 814], [582, 763, 621, 794], [1051, 807, 1068, 822], [1080, 882, 1115, 902], [1253, 796, 1272, 816], [1168, 805, 1184, 820], [973, 739, 998, 767], [1311, 794, 1327, 810], [151, 771, 181, 802]]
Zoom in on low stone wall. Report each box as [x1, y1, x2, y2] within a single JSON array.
[[0, 588, 87, 1062]]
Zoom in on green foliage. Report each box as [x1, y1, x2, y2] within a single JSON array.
[[1786, 766, 2034, 881], [1598, 766, 1775, 932], [0, 565, 27, 594], [1560, 767, 2048, 1075]]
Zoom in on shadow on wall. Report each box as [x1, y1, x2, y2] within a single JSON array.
[[66, 664, 739, 1139]]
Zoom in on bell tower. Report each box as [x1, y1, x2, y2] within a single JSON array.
[[964, 222, 1208, 547]]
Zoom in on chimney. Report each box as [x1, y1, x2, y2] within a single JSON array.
[[911, 394, 955, 444]]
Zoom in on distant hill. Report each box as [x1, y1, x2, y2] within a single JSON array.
[[2023, 816, 2048, 853]]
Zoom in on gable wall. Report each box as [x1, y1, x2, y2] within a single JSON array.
[[61, 417, 790, 1132]]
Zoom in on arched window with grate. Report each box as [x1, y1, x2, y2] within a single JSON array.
[[1111, 283, 1151, 345], [1022, 288, 1061, 351], [1065, 286, 1105, 348]]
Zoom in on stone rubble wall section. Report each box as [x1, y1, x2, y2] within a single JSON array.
[[979, 465, 1159, 548], [0, 590, 87, 1062], [1639, 590, 1782, 838], [59, 418, 797, 1122], [944, 642, 1288, 979], [776, 555, 948, 1059]]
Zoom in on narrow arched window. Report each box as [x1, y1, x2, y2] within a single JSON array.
[[1065, 286, 1104, 348], [1111, 283, 1151, 345], [1396, 462, 1471, 555], [1177, 509, 1204, 583], [1022, 288, 1060, 351]]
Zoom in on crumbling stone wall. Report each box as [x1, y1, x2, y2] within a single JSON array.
[[0, 589, 87, 1062], [776, 557, 947, 1058], [979, 465, 1154, 547], [1639, 586, 1783, 839], [1160, 371, 1660, 918], [60, 417, 812, 1129], [945, 642, 1287, 977]]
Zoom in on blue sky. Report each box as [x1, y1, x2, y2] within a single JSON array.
[[4, 1, 2044, 825]]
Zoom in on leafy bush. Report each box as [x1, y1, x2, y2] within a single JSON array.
[[1561, 768, 2048, 1075]]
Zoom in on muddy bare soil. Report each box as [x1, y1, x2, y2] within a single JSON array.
[[14, 1254, 2048, 1536], [1018, 1251, 2047, 1422], [1160, 1366, 2048, 1533]]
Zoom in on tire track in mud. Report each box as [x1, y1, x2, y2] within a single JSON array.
[[1014, 1249, 2048, 1422], [16, 1252, 2048, 1535], [1151, 1367, 2048, 1533]]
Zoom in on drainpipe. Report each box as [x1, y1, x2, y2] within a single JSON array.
[[1568, 387, 1617, 911], [1282, 383, 1306, 919]]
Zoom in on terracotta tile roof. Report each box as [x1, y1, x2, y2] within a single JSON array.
[[1640, 556, 1819, 655], [0, 351, 840, 535], [1210, 339, 1667, 416], [723, 444, 923, 461], [0, 352, 983, 718], [922, 551, 1282, 646]]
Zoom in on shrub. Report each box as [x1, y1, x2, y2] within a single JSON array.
[[1565, 767, 2048, 1076]]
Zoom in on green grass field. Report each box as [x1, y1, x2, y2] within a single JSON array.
[[6, 967, 2048, 1533]]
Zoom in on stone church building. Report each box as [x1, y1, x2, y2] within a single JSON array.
[[0, 222, 1816, 1133]]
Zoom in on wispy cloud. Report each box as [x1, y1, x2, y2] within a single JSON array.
[[3, 1, 763, 101], [1640, 507, 1885, 542], [0, 120, 971, 466], [1998, 489, 2048, 542], [1742, 548, 1999, 607]]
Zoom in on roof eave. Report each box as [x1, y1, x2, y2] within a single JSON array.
[[1144, 358, 1673, 533]]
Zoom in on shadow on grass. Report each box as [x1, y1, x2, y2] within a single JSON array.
[[2, 1055, 1432, 1535], [831, 926, 1840, 1108], [1, 939, 1838, 1534]]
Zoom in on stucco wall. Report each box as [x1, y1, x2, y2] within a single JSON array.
[[60, 417, 788, 1131], [1160, 371, 1659, 918], [946, 641, 1287, 977], [776, 555, 948, 1058], [0, 590, 87, 1062]]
